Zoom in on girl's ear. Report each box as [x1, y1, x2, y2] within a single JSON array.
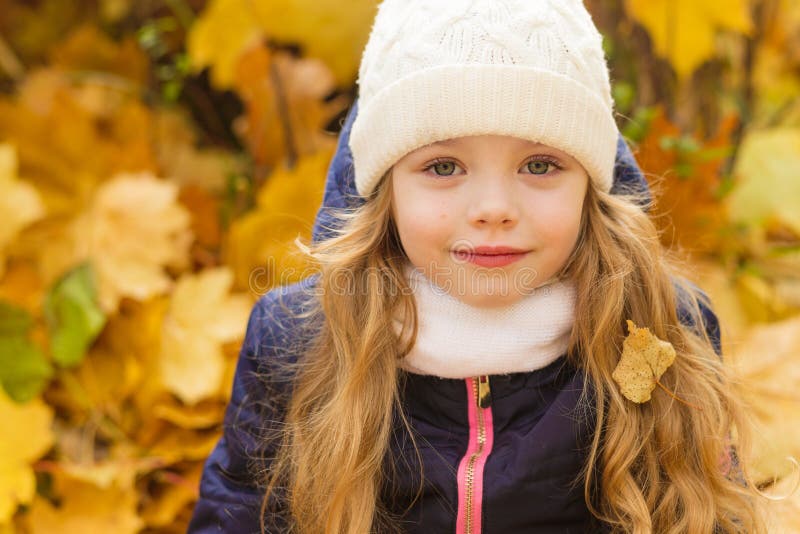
[[610, 135, 651, 210]]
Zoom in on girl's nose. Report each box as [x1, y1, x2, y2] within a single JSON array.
[[467, 180, 519, 227]]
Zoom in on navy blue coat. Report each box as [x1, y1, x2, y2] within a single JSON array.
[[188, 101, 722, 533]]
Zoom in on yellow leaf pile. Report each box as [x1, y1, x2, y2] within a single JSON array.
[[612, 320, 677, 403]]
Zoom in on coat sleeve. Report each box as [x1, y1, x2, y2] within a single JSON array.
[[188, 280, 313, 533]]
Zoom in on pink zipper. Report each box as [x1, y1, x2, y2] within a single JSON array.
[[455, 375, 494, 534]]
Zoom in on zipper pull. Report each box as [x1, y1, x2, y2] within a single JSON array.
[[477, 375, 492, 409]]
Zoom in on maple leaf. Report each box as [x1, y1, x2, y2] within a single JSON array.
[[0, 390, 53, 523], [0, 143, 45, 279], [139, 462, 203, 528], [247, 0, 378, 86], [612, 320, 677, 403], [727, 316, 800, 484], [43, 263, 106, 368], [728, 129, 800, 242], [232, 44, 344, 170], [187, 0, 377, 88], [752, 0, 800, 124], [28, 472, 143, 534], [69, 172, 193, 313], [0, 301, 53, 403], [155, 108, 245, 193], [186, 0, 262, 90], [226, 149, 330, 292], [158, 267, 251, 405], [624, 0, 753, 79]]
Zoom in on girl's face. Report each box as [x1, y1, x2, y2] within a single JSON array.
[[390, 134, 588, 308]]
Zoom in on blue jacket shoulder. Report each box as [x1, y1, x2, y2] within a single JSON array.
[[673, 276, 722, 357]]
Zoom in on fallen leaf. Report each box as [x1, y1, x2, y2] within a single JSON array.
[[187, 0, 377, 88], [0, 390, 53, 523], [232, 44, 343, 170], [624, 0, 753, 79], [226, 149, 330, 292], [0, 301, 53, 403], [612, 320, 677, 403], [727, 316, 800, 483], [185, 0, 262, 90], [139, 462, 203, 528], [28, 472, 142, 534], [159, 268, 251, 404], [728, 129, 800, 241], [43, 263, 106, 368], [69, 172, 193, 313], [0, 143, 45, 279]]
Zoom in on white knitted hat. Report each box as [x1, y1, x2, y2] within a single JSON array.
[[350, 0, 619, 197]]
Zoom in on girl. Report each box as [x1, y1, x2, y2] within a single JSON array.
[[190, 0, 766, 532]]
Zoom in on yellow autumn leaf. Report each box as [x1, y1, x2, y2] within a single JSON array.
[[186, 0, 262, 90], [159, 267, 251, 404], [753, 0, 800, 124], [232, 45, 344, 169], [728, 129, 800, 239], [69, 172, 193, 312], [764, 467, 800, 533], [624, 0, 753, 79], [188, 0, 378, 88], [0, 390, 54, 524], [612, 320, 677, 403], [139, 462, 202, 528], [152, 397, 224, 430], [728, 316, 800, 483], [28, 472, 143, 534], [49, 24, 148, 85], [155, 108, 245, 192], [248, 0, 378, 85], [72, 345, 143, 411], [226, 149, 330, 292], [0, 144, 45, 279], [141, 422, 221, 464]]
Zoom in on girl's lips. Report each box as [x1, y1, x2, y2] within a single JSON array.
[[452, 250, 529, 267]]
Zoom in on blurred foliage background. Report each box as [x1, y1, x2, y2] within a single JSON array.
[[0, 0, 799, 531]]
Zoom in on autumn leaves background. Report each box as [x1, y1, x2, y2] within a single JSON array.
[[0, 0, 799, 532]]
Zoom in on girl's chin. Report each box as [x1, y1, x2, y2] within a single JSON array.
[[449, 287, 533, 309]]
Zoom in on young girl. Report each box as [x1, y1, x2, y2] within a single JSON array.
[[189, 1, 766, 532]]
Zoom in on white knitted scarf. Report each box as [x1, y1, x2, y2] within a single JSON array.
[[393, 265, 576, 378]]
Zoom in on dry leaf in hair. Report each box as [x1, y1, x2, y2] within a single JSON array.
[[612, 320, 677, 403]]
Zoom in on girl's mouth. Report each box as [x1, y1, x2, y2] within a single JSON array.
[[452, 250, 529, 268]]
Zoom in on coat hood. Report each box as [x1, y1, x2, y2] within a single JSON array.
[[311, 99, 650, 244]]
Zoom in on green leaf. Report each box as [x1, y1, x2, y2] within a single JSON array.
[[43, 263, 107, 368], [0, 302, 53, 403], [0, 300, 33, 336]]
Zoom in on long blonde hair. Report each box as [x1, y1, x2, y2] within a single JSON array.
[[260, 169, 766, 533]]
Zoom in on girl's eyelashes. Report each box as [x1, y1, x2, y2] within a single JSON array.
[[424, 158, 462, 177], [522, 155, 563, 175], [422, 155, 564, 177]]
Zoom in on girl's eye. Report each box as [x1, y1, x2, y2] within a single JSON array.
[[525, 159, 559, 175], [425, 160, 461, 176]]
